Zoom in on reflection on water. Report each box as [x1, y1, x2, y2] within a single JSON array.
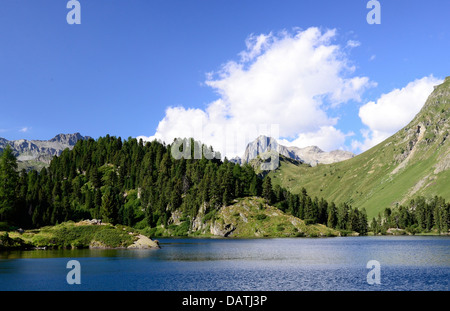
[[0, 236, 449, 291], [0, 248, 158, 260]]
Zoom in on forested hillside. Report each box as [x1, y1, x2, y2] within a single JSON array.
[[0, 136, 370, 236], [0, 137, 257, 228]]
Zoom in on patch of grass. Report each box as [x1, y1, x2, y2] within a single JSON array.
[[213, 197, 339, 238], [276, 224, 285, 231], [255, 214, 267, 221], [1, 222, 139, 249], [91, 226, 135, 248]]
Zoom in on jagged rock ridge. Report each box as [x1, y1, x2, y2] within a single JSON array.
[[234, 135, 354, 166], [0, 133, 91, 170]]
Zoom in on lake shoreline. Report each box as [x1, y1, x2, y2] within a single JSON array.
[[2, 229, 448, 252], [0, 221, 160, 251], [2, 218, 448, 252]]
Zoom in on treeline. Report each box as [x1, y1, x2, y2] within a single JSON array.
[[370, 196, 450, 234], [0, 137, 263, 229], [262, 177, 368, 234], [0, 135, 371, 235], [6, 135, 448, 236]]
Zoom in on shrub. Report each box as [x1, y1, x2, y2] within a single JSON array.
[[276, 224, 285, 232], [168, 221, 190, 237], [256, 214, 267, 221], [203, 210, 217, 222], [0, 232, 33, 249], [93, 227, 134, 248], [134, 219, 148, 230], [144, 226, 166, 237], [304, 219, 315, 225]]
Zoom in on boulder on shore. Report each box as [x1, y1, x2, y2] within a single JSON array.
[[127, 235, 160, 249]]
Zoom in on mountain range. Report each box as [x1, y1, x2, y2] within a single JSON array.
[[1, 77, 448, 223], [0, 133, 90, 170], [231, 135, 354, 167], [1, 131, 354, 172]]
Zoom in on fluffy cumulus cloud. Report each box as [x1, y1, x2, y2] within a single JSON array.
[[280, 126, 354, 152], [352, 75, 443, 152], [139, 27, 374, 158]]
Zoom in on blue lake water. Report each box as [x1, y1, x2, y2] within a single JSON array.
[[0, 236, 449, 291]]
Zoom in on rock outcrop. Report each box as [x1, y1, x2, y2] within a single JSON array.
[[127, 235, 160, 249], [237, 135, 354, 167], [0, 133, 91, 170]]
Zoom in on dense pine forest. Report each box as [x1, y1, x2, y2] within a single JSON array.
[[371, 196, 449, 235], [0, 135, 448, 236]]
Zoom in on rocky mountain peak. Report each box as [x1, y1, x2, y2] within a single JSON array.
[[49, 132, 86, 145], [0, 133, 90, 170], [240, 135, 354, 166]]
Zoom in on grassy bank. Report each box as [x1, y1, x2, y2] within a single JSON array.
[[0, 221, 157, 250]]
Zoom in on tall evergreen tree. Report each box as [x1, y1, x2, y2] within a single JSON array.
[[100, 187, 118, 224], [327, 202, 337, 228], [337, 203, 349, 230], [262, 176, 274, 204], [0, 145, 18, 222]]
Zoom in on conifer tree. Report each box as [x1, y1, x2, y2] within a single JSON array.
[[101, 187, 118, 224], [0, 145, 18, 221], [327, 202, 337, 228], [262, 176, 274, 204]]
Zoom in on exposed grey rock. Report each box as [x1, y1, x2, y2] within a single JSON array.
[[241, 135, 354, 167], [127, 235, 160, 249], [229, 156, 242, 165], [0, 133, 91, 170], [210, 221, 236, 237]]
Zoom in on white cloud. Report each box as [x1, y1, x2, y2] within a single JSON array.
[[280, 126, 354, 152], [19, 127, 30, 133], [239, 33, 273, 62], [353, 75, 443, 152], [140, 27, 374, 157], [346, 40, 361, 48]]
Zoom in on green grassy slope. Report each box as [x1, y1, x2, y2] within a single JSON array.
[[1, 221, 159, 249], [212, 197, 339, 237], [270, 77, 450, 219], [148, 197, 341, 237]]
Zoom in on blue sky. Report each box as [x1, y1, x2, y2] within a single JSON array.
[[0, 0, 449, 156]]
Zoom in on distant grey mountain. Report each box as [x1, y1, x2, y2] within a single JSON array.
[[234, 135, 354, 167], [0, 133, 91, 170], [241, 136, 298, 163]]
